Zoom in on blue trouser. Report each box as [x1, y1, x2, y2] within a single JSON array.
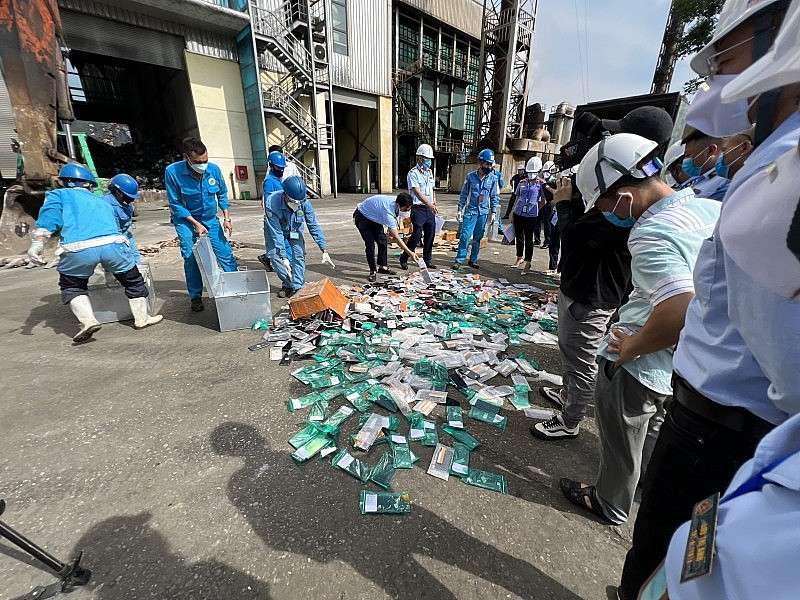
[[405, 204, 435, 264], [175, 217, 238, 299], [57, 242, 142, 304], [455, 211, 488, 264], [125, 230, 142, 263], [268, 232, 306, 290]]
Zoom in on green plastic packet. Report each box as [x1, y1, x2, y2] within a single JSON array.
[[359, 490, 411, 515], [446, 406, 464, 429], [463, 469, 508, 494], [430, 361, 449, 383], [413, 358, 433, 377], [324, 405, 356, 428], [472, 397, 502, 415], [390, 434, 414, 469], [309, 371, 345, 390], [331, 448, 371, 483], [345, 390, 373, 413], [509, 389, 531, 409], [371, 389, 399, 413], [408, 413, 426, 441], [466, 407, 507, 430], [288, 423, 321, 449], [421, 420, 439, 447], [308, 400, 330, 422], [287, 391, 325, 412], [449, 442, 471, 478], [291, 433, 332, 463], [442, 425, 481, 450], [369, 451, 396, 489], [539, 319, 558, 332]]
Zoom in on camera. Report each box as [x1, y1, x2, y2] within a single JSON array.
[[556, 112, 605, 170]]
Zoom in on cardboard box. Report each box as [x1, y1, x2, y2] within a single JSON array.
[[289, 278, 348, 319], [480, 237, 488, 249], [442, 230, 457, 241]]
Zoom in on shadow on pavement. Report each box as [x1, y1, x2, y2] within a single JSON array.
[[211, 421, 584, 600], [19, 293, 76, 338], [61, 512, 271, 600]]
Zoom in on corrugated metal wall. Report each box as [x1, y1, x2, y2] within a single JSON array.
[[396, 0, 483, 40], [330, 0, 391, 96]]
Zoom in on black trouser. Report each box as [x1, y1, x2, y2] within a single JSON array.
[[353, 209, 388, 273], [59, 267, 148, 304], [548, 220, 561, 271], [404, 203, 435, 265], [503, 194, 517, 219], [617, 375, 774, 599], [513, 214, 537, 261], [534, 203, 552, 245]]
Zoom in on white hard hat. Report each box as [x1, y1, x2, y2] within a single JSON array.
[[663, 142, 685, 170], [517, 163, 525, 170], [576, 133, 658, 210], [691, 0, 788, 75], [542, 160, 556, 172], [525, 156, 543, 173], [416, 143, 434, 159], [722, 0, 800, 102]]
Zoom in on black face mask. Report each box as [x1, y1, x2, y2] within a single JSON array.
[[272, 168, 284, 178]]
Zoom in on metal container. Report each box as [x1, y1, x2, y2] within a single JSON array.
[[88, 262, 156, 324], [193, 235, 272, 332]]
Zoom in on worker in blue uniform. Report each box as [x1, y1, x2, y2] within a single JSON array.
[[103, 173, 141, 263], [258, 150, 288, 271], [263, 176, 333, 298], [165, 137, 238, 312], [453, 148, 500, 270], [27, 163, 162, 343], [403, 143, 437, 270]]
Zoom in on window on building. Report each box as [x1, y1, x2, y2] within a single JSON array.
[[398, 20, 419, 67], [331, 0, 349, 55]]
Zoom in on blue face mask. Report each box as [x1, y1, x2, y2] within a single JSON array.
[[423, 159, 432, 169], [602, 193, 636, 228], [713, 154, 730, 179], [681, 157, 702, 178]]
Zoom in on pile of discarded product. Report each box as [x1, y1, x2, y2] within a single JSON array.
[[257, 269, 561, 515]]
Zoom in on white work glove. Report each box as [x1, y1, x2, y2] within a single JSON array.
[[27, 240, 46, 266], [282, 257, 292, 275], [490, 212, 497, 224], [321, 251, 335, 269], [456, 210, 464, 223]]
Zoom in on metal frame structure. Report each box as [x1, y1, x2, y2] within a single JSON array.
[[651, 0, 684, 94], [474, 0, 537, 152]]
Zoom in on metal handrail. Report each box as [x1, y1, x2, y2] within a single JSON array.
[[262, 83, 317, 141], [251, 4, 314, 78]]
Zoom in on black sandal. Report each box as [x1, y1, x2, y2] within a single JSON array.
[[559, 478, 616, 524], [377, 266, 396, 275], [368, 272, 377, 282]]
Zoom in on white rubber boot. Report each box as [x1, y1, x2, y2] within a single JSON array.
[[129, 297, 163, 329], [69, 295, 102, 343]]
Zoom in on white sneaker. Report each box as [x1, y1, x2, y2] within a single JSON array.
[[530, 414, 579, 440], [539, 386, 564, 409]]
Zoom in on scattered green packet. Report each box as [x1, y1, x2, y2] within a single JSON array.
[[421, 420, 439, 447], [371, 389, 399, 413], [449, 442, 471, 478], [345, 390, 373, 413], [390, 434, 414, 469], [359, 490, 411, 515], [539, 319, 558, 332], [331, 448, 371, 483], [288, 424, 321, 449], [287, 391, 325, 412], [471, 397, 502, 415], [309, 371, 345, 390], [308, 399, 330, 422], [408, 413, 426, 441], [463, 469, 508, 494], [324, 405, 356, 428], [369, 452, 396, 489], [442, 425, 481, 450], [468, 407, 508, 430], [291, 434, 331, 463], [446, 406, 464, 429]]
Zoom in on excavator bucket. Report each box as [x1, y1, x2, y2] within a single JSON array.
[[0, 186, 47, 255]]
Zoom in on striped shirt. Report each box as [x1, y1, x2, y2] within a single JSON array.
[[597, 188, 720, 394]]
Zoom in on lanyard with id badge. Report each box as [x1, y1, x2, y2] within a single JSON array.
[[638, 451, 796, 599], [288, 208, 304, 240]]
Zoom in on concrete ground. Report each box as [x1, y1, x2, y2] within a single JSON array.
[[0, 193, 632, 600]]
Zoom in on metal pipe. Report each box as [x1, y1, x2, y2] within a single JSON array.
[[62, 121, 76, 159], [0, 520, 70, 577]]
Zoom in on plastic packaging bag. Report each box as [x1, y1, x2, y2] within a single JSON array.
[[331, 449, 371, 483], [308, 399, 330, 422], [408, 413, 426, 441], [446, 405, 464, 429], [468, 406, 508, 430], [442, 425, 481, 450], [353, 413, 385, 451], [369, 451, 396, 489], [345, 390, 373, 413], [426, 443, 454, 481], [421, 419, 439, 447], [449, 442, 471, 478], [390, 435, 415, 469], [287, 391, 325, 412], [291, 433, 332, 463], [463, 469, 508, 494], [359, 490, 411, 515], [323, 405, 355, 428], [288, 423, 321, 449]]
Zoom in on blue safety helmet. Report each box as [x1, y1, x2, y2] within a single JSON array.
[[283, 175, 307, 201], [268, 151, 287, 169], [58, 163, 96, 187], [477, 148, 495, 163], [109, 173, 140, 201]]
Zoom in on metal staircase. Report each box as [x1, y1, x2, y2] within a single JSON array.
[[251, 0, 335, 197]]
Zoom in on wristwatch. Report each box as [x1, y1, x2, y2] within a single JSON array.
[[223, 218, 232, 222]]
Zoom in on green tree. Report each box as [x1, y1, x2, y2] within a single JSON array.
[[673, 0, 724, 93]]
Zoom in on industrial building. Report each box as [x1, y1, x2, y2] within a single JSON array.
[[36, 0, 567, 200]]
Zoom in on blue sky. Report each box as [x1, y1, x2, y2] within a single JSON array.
[[529, 0, 697, 113]]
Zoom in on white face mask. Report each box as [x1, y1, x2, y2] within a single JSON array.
[[188, 161, 208, 174], [398, 210, 411, 219], [286, 199, 300, 212], [686, 74, 752, 137]]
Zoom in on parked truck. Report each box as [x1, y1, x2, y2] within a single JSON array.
[[0, 0, 83, 256]]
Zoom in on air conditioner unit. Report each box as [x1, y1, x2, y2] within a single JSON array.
[[313, 43, 327, 63]]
